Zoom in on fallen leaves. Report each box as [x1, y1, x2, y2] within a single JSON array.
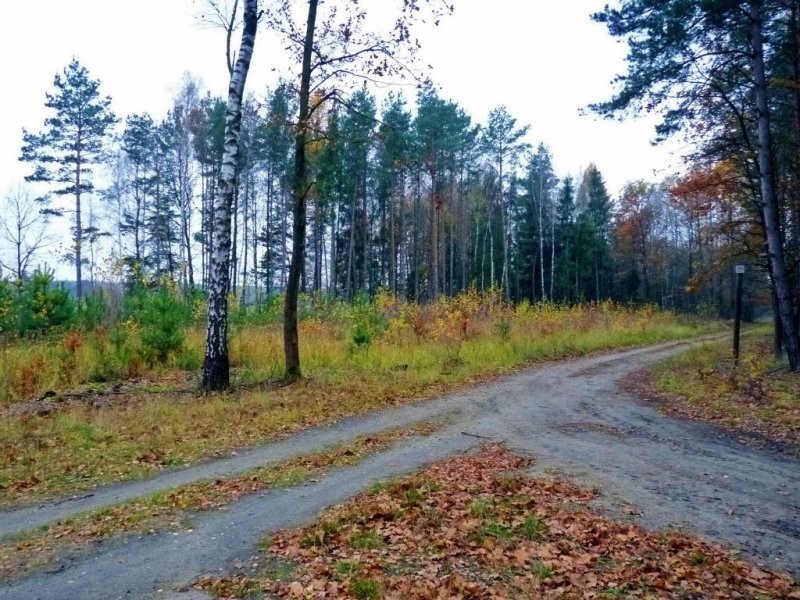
[[0, 422, 440, 582], [199, 444, 800, 599]]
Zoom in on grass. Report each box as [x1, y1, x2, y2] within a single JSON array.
[[518, 515, 548, 540], [648, 327, 800, 447], [0, 294, 714, 506], [350, 578, 381, 599], [196, 444, 798, 599], [0, 422, 438, 581]]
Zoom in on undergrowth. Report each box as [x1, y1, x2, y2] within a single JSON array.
[[650, 328, 799, 447]]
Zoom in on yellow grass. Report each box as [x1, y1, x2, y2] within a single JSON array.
[[652, 328, 800, 444]]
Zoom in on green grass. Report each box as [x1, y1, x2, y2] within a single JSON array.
[[518, 515, 548, 540], [0, 424, 431, 581], [334, 560, 358, 577], [650, 328, 799, 446], [484, 521, 513, 540], [351, 577, 381, 600], [531, 561, 555, 579], [349, 530, 384, 550]]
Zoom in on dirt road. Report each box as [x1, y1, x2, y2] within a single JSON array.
[[1, 338, 797, 599]]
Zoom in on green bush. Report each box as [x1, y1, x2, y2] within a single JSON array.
[[0, 279, 13, 336], [18, 268, 75, 335], [175, 347, 202, 371], [76, 290, 109, 331], [139, 285, 189, 364], [123, 281, 149, 320], [348, 291, 388, 348]]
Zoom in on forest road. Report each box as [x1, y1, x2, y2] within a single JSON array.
[[1, 337, 798, 599]]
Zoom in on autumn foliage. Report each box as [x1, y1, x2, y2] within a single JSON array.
[[199, 444, 798, 599]]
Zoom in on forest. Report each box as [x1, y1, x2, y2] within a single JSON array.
[[1, 1, 800, 598], [5, 0, 794, 388]]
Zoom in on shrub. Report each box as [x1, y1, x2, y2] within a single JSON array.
[[0, 279, 14, 336], [495, 318, 512, 340], [348, 291, 388, 349], [139, 285, 189, 364], [18, 268, 74, 335], [175, 346, 202, 371], [76, 290, 109, 331]]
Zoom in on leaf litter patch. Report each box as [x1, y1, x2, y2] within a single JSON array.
[[197, 443, 799, 599]]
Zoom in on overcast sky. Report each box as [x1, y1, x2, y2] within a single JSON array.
[[0, 0, 683, 210]]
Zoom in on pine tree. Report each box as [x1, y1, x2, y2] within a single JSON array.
[[375, 93, 413, 296], [554, 176, 575, 301], [337, 89, 376, 298], [20, 59, 116, 299], [415, 87, 472, 299], [516, 144, 555, 301], [258, 82, 296, 297], [121, 113, 157, 268], [577, 164, 613, 300], [592, 0, 800, 367]]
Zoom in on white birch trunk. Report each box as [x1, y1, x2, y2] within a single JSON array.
[[202, 0, 259, 390]]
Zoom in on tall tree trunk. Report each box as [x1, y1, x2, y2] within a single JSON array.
[[283, 0, 318, 381], [792, 0, 800, 335], [231, 179, 240, 295], [362, 170, 369, 293], [346, 188, 357, 298], [389, 191, 396, 295], [750, 1, 800, 370], [549, 205, 555, 300], [75, 147, 83, 299], [499, 160, 509, 299], [313, 200, 322, 291], [414, 170, 420, 301], [538, 184, 545, 300], [430, 167, 439, 300], [330, 202, 338, 296], [241, 177, 250, 304], [202, 0, 258, 391]]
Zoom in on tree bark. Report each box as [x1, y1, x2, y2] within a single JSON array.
[[283, 0, 318, 381], [202, 0, 258, 391], [75, 146, 83, 300], [430, 166, 439, 300], [749, 0, 800, 370]]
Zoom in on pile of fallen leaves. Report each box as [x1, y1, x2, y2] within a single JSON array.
[[198, 444, 799, 599]]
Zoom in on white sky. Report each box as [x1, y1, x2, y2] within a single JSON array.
[[0, 0, 684, 234]]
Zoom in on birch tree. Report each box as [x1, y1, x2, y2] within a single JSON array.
[[202, 0, 259, 391], [0, 186, 53, 285]]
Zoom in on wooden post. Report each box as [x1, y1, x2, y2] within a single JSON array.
[[733, 264, 745, 366]]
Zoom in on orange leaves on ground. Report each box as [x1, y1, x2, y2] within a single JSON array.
[[201, 444, 799, 599]]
